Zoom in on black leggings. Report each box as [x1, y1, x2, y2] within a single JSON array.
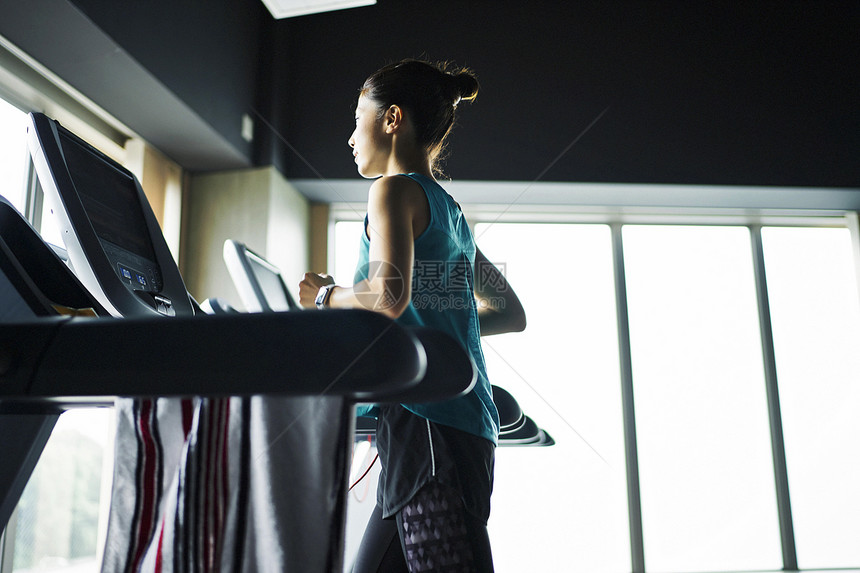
[[351, 481, 494, 573]]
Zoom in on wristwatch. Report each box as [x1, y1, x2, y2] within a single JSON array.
[[315, 284, 336, 309]]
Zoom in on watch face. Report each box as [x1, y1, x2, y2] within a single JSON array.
[[315, 285, 332, 306]]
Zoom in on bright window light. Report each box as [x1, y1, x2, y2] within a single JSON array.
[[623, 225, 782, 572], [0, 97, 29, 214], [762, 226, 860, 568], [333, 220, 364, 286], [337, 216, 860, 572], [337, 220, 630, 572], [475, 223, 630, 573], [9, 408, 115, 573]]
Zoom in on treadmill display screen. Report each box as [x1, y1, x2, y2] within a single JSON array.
[[59, 131, 158, 263], [248, 253, 291, 311]]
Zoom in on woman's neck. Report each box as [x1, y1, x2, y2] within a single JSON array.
[[384, 140, 433, 179]]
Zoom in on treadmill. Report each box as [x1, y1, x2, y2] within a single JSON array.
[[0, 112, 475, 572]]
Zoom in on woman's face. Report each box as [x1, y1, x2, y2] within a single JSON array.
[[348, 95, 389, 178]]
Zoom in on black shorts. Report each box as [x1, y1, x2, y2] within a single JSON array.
[[374, 404, 495, 523]]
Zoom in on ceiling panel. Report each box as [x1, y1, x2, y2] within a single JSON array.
[[259, 0, 374, 19]]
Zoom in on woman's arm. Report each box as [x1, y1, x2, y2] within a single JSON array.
[[474, 246, 526, 336], [298, 176, 421, 319]]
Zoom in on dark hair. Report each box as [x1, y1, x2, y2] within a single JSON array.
[[360, 59, 479, 173]]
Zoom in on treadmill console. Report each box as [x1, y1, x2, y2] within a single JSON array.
[[59, 129, 163, 293], [26, 113, 193, 318]]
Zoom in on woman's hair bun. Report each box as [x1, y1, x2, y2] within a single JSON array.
[[445, 68, 479, 106], [449, 70, 479, 106]]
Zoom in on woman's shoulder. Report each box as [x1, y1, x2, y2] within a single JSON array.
[[368, 173, 425, 193], [366, 175, 431, 232], [368, 174, 428, 207]]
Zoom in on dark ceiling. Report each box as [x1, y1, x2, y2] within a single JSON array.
[[1, 0, 857, 188]]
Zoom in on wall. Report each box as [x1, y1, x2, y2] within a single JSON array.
[[269, 1, 860, 188], [308, 203, 330, 274], [68, 0, 269, 167], [265, 169, 313, 292], [182, 166, 309, 308], [125, 139, 183, 260]]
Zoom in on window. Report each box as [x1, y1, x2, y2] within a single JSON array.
[[4, 409, 114, 573], [337, 212, 860, 573], [339, 219, 633, 573], [475, 223, 630, 573], [0, 97, 29, 213], [0, 46, 167, 573], [762, 226, 860, 568], [0, 94, 115, 573], [332, 220, 365, 287], [623, 225, 781, 572]]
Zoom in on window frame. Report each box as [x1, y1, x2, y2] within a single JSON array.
[[331, 199, 860, 573], [0, 38, 134, 572]]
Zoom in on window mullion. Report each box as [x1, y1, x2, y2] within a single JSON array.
[[842, 212, 860, 306], [749, 224, 798, 571], [611, 223, 645, 573]]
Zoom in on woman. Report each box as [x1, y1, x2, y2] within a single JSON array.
[[299, 59, 526, 572]]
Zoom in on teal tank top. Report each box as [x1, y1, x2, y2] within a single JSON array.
[[354, 173, 499, 445]]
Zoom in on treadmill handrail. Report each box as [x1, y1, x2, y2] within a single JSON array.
[[368, 326, 477, 403], [0, 310, 426, 403]]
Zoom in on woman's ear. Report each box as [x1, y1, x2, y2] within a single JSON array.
[[384, 105, 403, 133]]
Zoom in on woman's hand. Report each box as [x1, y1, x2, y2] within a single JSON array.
[[298, 273, 335, 308]]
